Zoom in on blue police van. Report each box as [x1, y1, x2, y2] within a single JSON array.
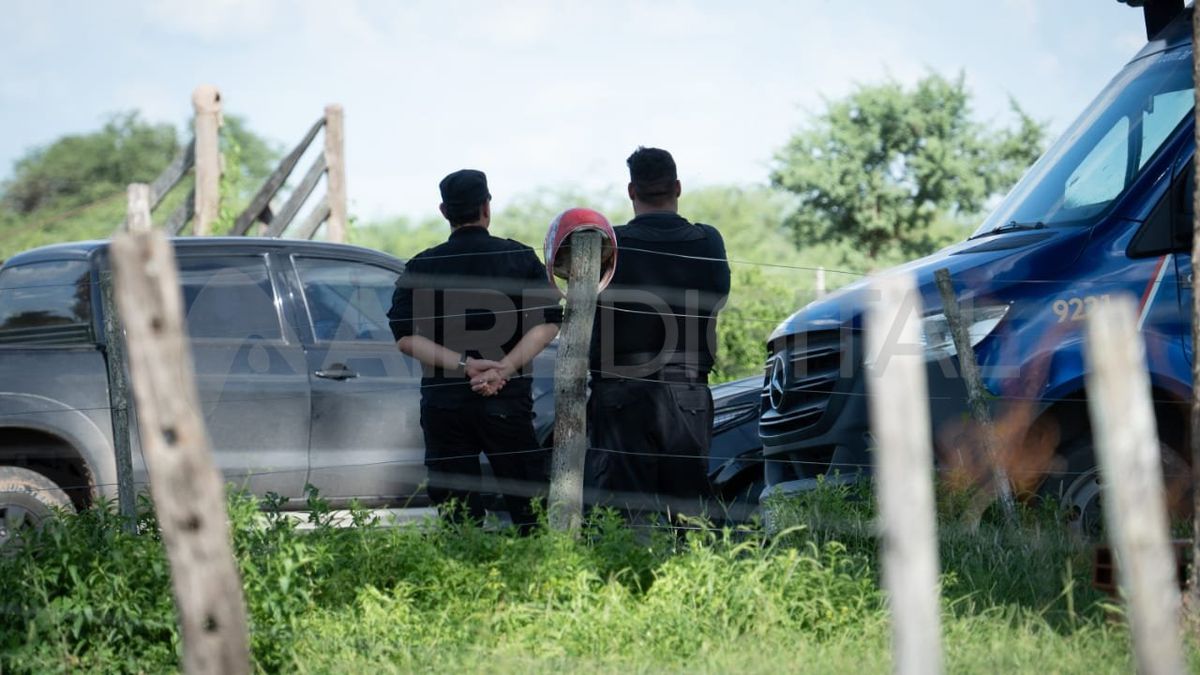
[[759, 1, 1196, 533]]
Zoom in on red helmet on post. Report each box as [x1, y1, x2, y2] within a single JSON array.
[[543, 207, 618, 295]]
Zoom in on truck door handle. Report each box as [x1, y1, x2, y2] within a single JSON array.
[[315, 363, 358, 381]]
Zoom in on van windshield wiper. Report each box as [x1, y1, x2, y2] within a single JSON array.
[[973, 220, 1046, 238], [992, 220, 1046, 234]]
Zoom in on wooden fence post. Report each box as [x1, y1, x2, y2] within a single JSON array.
[[99, 189, 141, 532], [933, 268, 1016, 521], [324, 104, 347, 243], [1189, 1, 1200, 612], [192, 85, 222, 236], [865, 272, 943, 675], [110, 183, 250, 674], [815, 266, 826, 298], [548, 230, 602, 532], [1084, 297, 1185, 675]]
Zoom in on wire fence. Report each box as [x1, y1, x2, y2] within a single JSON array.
[[5, 241, 1185, 282], [1, 368, 1193, 422], [4, 440, 1144, 503], [0, 233, 1192, 527]]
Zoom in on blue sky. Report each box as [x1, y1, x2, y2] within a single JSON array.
[[0, 0, 1149, 221]]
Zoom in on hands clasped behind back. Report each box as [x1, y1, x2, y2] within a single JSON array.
[[466, 357, 510, 397]]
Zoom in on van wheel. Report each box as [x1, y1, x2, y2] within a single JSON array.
[[1038, 437, 1190, 539], [0, 466, 74, 552]]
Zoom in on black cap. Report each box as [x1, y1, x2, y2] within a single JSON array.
[[439, 169, 491, 211]]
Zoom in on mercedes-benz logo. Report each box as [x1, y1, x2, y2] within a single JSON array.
[[769, 352, 788, 411]]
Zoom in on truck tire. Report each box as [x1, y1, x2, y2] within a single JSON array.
[[0, 466, 74, 551], [1037, 439, 1104, 538], [1038, 436, 1190, 539]]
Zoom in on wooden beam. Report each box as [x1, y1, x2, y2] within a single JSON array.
[[150, 139, 195, 213], [295, 195, 331, 240], [109, 182, 251, 675], [865, 272, 943, 675], [1085, 297, 1185, 675], [266, 154, 326, 237], [230, 117, 325, 236], [548, 230, 601, 532], [323, 104, 347, 243], [191, 86, 222, 236], [166, 187, 196, 235]]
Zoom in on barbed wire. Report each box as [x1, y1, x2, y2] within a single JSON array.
[[0, 266, 1184, 297], [0, 357, 1198, 421], [0, 438, 1148, 501], [3, 238, 845, 273], [0, 237, 1194, 511]]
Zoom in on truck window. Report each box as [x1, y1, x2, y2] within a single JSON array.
[[0, 260, 92, 345], [293, 258, 398, 343], [977, 47, 1194, 235], [177, 256, 282, 340]]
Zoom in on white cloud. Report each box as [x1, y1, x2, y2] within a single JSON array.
[[142, 0, 284, 40], [472, 0, 563, 48], [1117, 29, 1148, 53], [111, 82, 186, 123], [0, 2, 63, 54], [624, 0, 727, 39], [1002, 0, 1040, 34]]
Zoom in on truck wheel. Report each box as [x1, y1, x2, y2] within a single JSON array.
[[1054, 440, 1104, 539], [0, 466, 74, 552], [1038, 437, 1190, 539]]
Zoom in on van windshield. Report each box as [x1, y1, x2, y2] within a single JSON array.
[[973, 47, 1194, 237]]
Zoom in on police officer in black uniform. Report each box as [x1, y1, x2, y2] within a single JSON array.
[[388, 169, 562, 533], [586, 147, 731, 517]]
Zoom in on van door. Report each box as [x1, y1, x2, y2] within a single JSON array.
[[176, 254, 311, 499], [289, 255, 426, 507]]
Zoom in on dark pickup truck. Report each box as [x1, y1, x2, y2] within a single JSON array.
[[0, 238, 762, 544]]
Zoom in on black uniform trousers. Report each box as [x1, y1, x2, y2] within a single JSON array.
[[420, 396, 547, 534], [585, 374, 714, 518]]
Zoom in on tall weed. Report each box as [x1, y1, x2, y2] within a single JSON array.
[[0, 482, 1154, 673]]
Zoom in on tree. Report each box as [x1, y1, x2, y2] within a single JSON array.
[[0, 111, 281, 258], [0, 111, 279, 218], [681, 186, 820, 381], [770, 73, 1046, 260], [220, 115, 278, 190], [1, 112, 178, 214]]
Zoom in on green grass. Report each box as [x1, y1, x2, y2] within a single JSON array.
[[0, 485, 1191, 674]]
